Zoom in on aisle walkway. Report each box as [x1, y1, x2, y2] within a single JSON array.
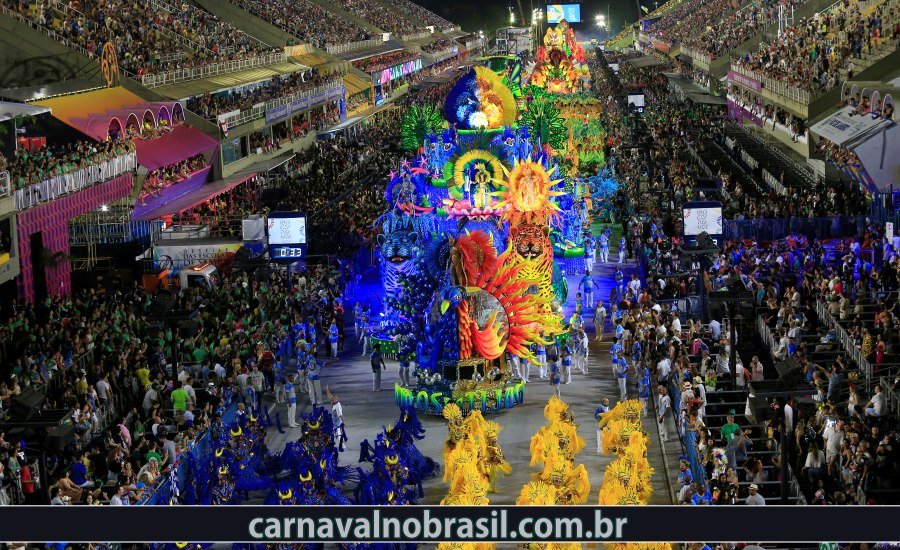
[[256, 225, 673, 504]]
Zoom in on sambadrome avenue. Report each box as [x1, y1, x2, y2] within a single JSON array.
[[0, 0, 898, 547]]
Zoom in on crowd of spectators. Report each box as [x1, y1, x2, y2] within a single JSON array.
[[682, 0, 809, 58], [598, 50, 900, 506], [0, 138, 135, 190], [734, 0, 898, 93], [185, 69, 339, 121], [841, 89, 896, 119], [420, 38, 454, 54], [140, 154, 207, 203], [388, 0, 453, 29], [353, 50, 419, 73], [3, 0, 274, 76], [286, 112, 403, 254], [227, 0, 373, 49], [0, 250, 355, 505], [334, 0, 420, 36]]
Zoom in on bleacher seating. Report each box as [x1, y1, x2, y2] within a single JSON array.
[[2, 0, 276, 77], [226, 0, 373, 49]]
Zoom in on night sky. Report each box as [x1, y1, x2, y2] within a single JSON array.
[[413, 0, 648, 41]]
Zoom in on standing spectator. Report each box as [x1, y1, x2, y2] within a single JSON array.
[[370, 344, 386, 392], [657, 385, 671, 442]]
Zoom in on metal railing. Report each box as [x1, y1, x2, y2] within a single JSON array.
[[402, 30, 432, 41], [729, 61, 812, 105], [681, 45, 712, 72], [140, 50, 286, 88], [326, 39, 383, 54], [724, 215, 868, 242], [13, 152, 137, 211], [426, 48, 459, 63], [815, 298, 874, 385], [215, 79, 342, 127], [761, 168, 788, 195], [464, 38, 483, 50], [0, 4, 137, 79]]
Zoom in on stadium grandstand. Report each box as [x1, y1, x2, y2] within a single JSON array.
[[0, 0, 897, 547]]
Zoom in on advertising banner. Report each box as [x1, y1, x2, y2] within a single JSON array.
[[728, 70, 762, 93], [377, 57, 423, 85]]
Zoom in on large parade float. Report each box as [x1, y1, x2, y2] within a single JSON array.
[[370, 21, 618, 416]]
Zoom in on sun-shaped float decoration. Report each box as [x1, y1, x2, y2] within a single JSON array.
[[448, 231, 553, 364], [494, 158, 565, 226]]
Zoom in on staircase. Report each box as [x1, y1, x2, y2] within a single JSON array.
[[724, 123, 818, 194]]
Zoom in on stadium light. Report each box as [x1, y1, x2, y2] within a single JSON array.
[[509, 7, 515, 23]]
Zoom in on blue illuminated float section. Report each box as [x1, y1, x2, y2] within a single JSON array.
[[395, 380, 525, 415]]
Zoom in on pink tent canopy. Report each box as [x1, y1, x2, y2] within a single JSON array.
[[134, 125, 219, 170]]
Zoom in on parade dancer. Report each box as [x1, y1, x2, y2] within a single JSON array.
[[535, 342, 547, 378], [594, 301, 607, 342], [579, 270, 600, 310], [618, 236, 627, 264], [583, 233, 596, 273], [562, 344, 573, 384], [398, 360, 411, 388], [549, 356, 561, 399], [328, 320, 339, 359], [609, 336, 624, 378], [508, 352, 523, 382], [307, 359, 323, 405], [594, 398, 611, 454], [598, 230, 610, 263], [638, 368, 651, 418], [578, 329, 590, 374], [285, 374, 298, 428], [273, 355, 285, 404], [615, 350, 628, 402]]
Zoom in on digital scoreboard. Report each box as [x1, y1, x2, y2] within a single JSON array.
[[267, 211, 307, 261]]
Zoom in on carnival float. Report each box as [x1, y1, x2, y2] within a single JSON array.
[[367, 23, 626, 416]]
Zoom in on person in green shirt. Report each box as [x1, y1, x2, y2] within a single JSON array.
[[720, 410, 741, 444], [171, 381, 189, 415]]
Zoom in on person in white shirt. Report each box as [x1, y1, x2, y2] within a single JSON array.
[[594, 302, 607, 342], [745, 483, 765, 505], [95, 374, 112, 409], [182, 378, 197, 409], [709, 319, 721, 340], [627, 274, 641, 296], [865, 385, 885, 418], [670, 314, 682, 335], [656, 357, 671, 386], [213, 363, 226, 381], [735, 361, 748, 387], [109, 485, 127, 506], [657, 385, 671, 442], [327, 386, 345, 452], [784, 399, 794, 435]]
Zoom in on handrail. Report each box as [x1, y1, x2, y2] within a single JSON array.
[[13, 152, 137, 211], [426, 48, 459, 63], [0, 171, 10, 198], [815, 298, 874, 387], [402, 30, 432, 41], [140, 50, 286, 88], [326, 39, 383, 54], [0, 4, 137, 78], [214, 79, 343, 127], [729, 62, 812, 105]]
